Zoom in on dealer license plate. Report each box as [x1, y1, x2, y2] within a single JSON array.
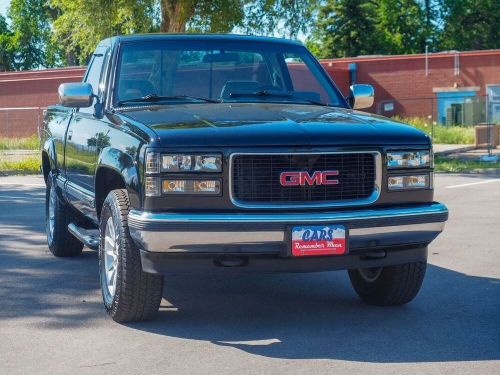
[[291, 225, 347, 256]]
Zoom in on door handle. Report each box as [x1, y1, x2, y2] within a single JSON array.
[[68, 130, 73, 141]]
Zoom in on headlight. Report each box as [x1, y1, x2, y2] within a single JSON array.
[[387, 150, 431, 168], [162, 179, 221, 195], [162, 154, 222, 172], [388, 174, 430, 190]]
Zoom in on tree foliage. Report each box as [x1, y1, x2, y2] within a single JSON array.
[[376, 0, 428, 54], [160, 0, 245, 33], [1, 0, 500, 71], [50, 0, 158, 64], [440, 0, 500, 51], [0, 15, 15, 71], [310, 0, 381, 58], [7, 0, 58, 70], [243, 0, 317, 38]]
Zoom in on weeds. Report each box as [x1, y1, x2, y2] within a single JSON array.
[[394, 117, 475, 144], [0, 134, 40, 150]]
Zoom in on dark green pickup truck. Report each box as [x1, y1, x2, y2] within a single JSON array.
[[41, 34, 448, 323]]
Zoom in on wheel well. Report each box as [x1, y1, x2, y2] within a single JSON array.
[[95, 167, 126, 218], [41, 152, 50, 183]]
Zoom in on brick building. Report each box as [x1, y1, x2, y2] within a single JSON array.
[[0, 67, 85, 137], [321, 50, 500, 126], [1, 49, 499, 137]]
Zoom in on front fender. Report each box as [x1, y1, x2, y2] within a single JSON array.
[[96, 146, 141, 208], [42, 138, 57, 173]]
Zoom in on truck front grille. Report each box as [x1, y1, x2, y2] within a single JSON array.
[[230, 152, 379, 208]]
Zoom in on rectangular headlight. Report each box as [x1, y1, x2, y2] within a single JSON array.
[[388, 174, 430, 190], [387, 151, 431, 168], [161, 154, 222, 172], [162, 179, 221, 195]]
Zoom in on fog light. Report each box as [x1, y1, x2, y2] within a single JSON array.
[[194, 180, 220, 193], [161, 179, 221, 195], [388, 176, 404, 190], [388, 175, 430, 190], [162, 180, 186, 193], [407, 175, 428, 188]]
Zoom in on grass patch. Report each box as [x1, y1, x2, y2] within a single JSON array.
[[434, 156, 500, 173], [394, 117, 475, 144], [0, 156, 40, 174], [0, 134, 40, 150]]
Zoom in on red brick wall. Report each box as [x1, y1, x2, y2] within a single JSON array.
[[1, 49, 500, 137], [320, 50, 500, 119], [0, 67, 86, 137]]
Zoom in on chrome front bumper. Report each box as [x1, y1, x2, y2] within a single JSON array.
[[128, 203, 448, 254]]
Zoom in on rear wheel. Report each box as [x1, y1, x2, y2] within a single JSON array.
[[45, 172, 84, 257], [99, 189, 164, 323], [348, 261, 427, 306]]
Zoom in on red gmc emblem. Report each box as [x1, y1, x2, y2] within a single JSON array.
[[280, 171, 340, 186]]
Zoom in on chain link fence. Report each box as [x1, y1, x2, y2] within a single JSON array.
[[1, 93, 500, 150], [0, 107, 46, 139]]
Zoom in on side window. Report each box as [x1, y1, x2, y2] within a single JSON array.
[[80, 54, 104, 114]]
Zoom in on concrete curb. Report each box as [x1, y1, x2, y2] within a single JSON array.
[[434, 145, 476, 156]]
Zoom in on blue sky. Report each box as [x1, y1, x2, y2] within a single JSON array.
[[0, 0, 9, 16]]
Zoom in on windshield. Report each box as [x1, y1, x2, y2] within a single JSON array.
[[114, 39, 346, 107]]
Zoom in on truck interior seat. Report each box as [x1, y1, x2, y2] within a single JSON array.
[[118, 79, 155, 101]]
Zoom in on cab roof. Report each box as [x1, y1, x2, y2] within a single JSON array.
[[98, 33, 303, 49]]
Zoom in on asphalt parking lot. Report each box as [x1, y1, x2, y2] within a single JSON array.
[[0, 173, 499, 374]]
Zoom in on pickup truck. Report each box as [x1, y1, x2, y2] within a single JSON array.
[[41, 34, 448, 323]]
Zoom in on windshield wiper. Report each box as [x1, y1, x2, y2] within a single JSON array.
[[117, 93, 219, 106], [229, 90, 328, 106]]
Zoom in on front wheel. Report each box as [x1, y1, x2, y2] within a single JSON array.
[[348, 261, 427, 306], [99, 189, 164, 323]]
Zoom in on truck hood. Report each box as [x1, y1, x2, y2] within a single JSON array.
[[119, 103, 430, 147]]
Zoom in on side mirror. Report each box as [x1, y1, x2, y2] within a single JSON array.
[[58, 82, 94, 108], [349, 84, 374, 110]]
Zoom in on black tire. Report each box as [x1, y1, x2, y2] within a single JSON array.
[[348, 261, 427, 306], [45, 172, 84, 257], [99, 189, 164, 323]]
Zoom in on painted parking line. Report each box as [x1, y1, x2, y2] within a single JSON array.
[[0, 182, 45, 187], [446, 179, 500, 189], [0, 195, 44, 200]]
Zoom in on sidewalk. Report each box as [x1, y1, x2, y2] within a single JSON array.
[[433, 144, 475, 156], [441, 147, 500, 161], [0, 149, 38, 162]]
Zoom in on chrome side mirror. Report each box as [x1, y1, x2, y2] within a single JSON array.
[[58, 82, 94, 108], [349, 84, 374, 110]]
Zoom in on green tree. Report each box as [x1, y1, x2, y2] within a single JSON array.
[[310, 0, 381, 58], [160, 0, 314, 37], [7, 0, 58, 70], [242, 0, 318, 38], [440, 0, 500, 51], [50, 0, 158, 64], [160, 0, 244, 33], [375, 0, 428, 55], [0, 15, 15, 71]]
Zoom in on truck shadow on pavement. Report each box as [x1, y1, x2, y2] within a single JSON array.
[[0, 184, 103, 327], [130, 265, 500, 363], [1, 182, 499, 363]]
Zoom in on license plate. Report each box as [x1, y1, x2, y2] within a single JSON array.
[[291, 225, 347, 257]]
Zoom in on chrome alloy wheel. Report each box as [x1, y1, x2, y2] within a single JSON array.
[[48, 184, 56, 241], [358, 267, 383, 283], [104, 216, 119, 297]]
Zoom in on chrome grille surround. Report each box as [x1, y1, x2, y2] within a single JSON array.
[[229, 151, 382, 209]]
